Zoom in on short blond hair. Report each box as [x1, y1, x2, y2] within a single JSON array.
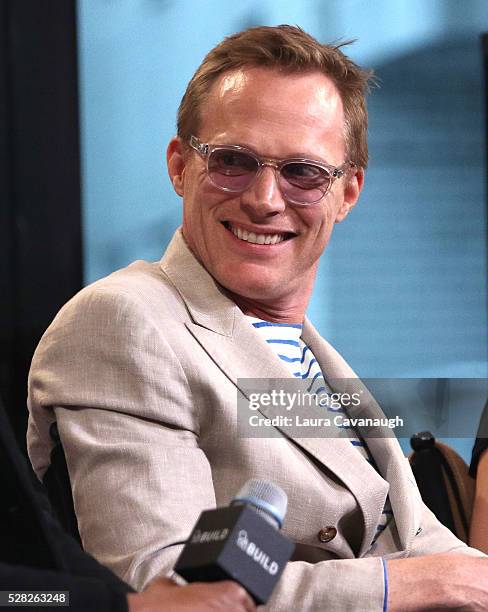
[[177, 25, 374, 168]]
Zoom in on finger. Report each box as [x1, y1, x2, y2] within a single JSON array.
[[217, 581, 256, 611], [242, 593, 257, 612]]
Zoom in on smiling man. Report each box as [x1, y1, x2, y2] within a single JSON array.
[[167, 64, 360, 320], [27, 26, 487, 611]]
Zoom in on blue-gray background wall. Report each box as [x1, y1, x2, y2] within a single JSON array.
[[77, 0, 488, 459]]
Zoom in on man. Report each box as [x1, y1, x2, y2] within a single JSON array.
[[27, 25, 487, 611], [0, 399, 255, 612]]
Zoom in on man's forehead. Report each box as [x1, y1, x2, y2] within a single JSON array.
[[211, 66, 341, 104], [205, 67, 342, 123], [219, 69, 249, 96], [200, 66, 345, 154]]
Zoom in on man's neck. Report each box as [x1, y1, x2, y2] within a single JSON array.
[[225, 291, 309, 324]]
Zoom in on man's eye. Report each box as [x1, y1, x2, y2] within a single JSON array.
[[212, 151, 256, 175], [221, 153, 243, 166], [283, 163, 328, 185]]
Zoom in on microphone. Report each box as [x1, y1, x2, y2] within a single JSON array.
[[174, 479, 295, 605]]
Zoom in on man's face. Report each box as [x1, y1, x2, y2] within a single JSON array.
[[167, 67, 363, 304]]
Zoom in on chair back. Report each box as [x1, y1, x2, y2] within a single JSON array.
[[409, 432, 475, 543], [43, 422, 81, 544]]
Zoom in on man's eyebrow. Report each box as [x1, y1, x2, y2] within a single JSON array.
[[216, 140, 333, 163]]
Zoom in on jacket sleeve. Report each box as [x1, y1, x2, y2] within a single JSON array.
[[0, 405, 131, 612], [28, 285, 217, 591], [264, 496, 486, 612], [0, 563, 129, 612]]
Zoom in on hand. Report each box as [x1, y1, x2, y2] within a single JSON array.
[[127, 576, 257, 612], [387, 553, 488, 611]]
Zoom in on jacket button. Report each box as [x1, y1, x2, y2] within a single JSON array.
[[318, 527, 337, 543]]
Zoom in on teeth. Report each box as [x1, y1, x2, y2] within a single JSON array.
[[228, 224, 286, 245]]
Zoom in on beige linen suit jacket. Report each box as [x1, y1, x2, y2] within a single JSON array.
[[27, 229, 483, 611]]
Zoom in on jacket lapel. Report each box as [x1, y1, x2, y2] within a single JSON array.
[[301, 320, 394, 554], [303, 318, 416, 551]]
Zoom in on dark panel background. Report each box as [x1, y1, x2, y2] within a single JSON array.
[[0, 0, 82, 449]]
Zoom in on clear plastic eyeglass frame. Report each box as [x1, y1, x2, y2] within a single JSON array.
[[189, 135, 355, 205]]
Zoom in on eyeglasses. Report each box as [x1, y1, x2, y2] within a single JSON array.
[[189, 135, 354, 206]]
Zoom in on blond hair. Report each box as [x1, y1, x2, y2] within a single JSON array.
[[177, 25, 374, 168]]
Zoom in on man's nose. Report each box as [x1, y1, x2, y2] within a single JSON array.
[[240, 166, 286, 218]]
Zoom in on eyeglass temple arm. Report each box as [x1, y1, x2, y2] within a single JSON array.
[[189, 135, 209, 156], [333, 160, 356, 178]]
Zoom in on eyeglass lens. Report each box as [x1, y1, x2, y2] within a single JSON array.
[[207, 148, 332, 204]]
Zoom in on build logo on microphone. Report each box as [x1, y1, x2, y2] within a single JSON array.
[[236, 529, 279, 575]]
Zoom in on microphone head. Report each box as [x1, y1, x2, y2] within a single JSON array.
[[232, 479, 288, 529]]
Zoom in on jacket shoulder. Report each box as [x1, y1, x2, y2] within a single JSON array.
[[50, 260, 186, 328]]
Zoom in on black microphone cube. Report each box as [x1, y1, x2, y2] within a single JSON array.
[[174, 505, 295, 605]]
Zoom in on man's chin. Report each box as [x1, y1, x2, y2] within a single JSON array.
[[218, 275, 290, 303]]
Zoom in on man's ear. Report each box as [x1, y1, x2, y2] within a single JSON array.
[[166, 137, 186, 197], [335, 166, 364, 223]]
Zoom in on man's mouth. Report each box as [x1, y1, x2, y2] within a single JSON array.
[[222, 222, 295, 245]]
